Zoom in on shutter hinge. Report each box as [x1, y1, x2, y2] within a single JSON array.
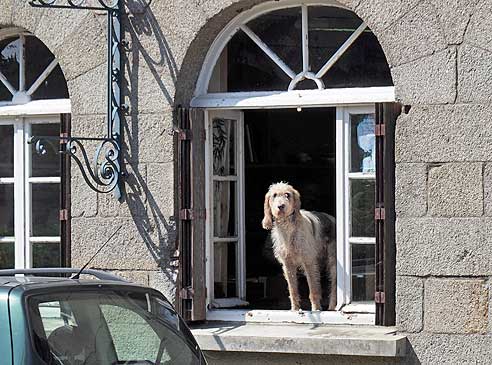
[[170, 249, 180, 267], [375, 124, 385, 136], [375, 207, 385, 220], [59, 209, 69, 221], [375, 291, 385, 304], [179, 209, 206, 220], [180, 287, 194, 300]]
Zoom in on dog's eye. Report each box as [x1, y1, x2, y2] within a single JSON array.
[[285, 193, 290, 199], [272, 193, 277, 198]]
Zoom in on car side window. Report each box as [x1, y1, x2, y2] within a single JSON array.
[[38, 301, 77, 337]]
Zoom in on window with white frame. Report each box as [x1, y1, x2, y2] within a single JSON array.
[[0, 30, 69, 269], [190, 1, 395, 324]]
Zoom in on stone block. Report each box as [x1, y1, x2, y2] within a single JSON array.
[[379, 1, 446, 66], [54, 13, 107, 81], [71, 217, 163, 270], [395, 163, 427, 217], [99, 163, 147, 218], [428, 163, 483, 217], [396, 218, 490, 276], [67, 63, 106, 115], [424, 278, 488, 334], [71, 170, 98, 218], [0, 0, 12, 26], [405, 333, 492, 364], [465, 1, 492, 52], [109, 270, 151, 286], [354, 0, 420, 39], [483, 163, 492, 216], [12, 1, 44, 33], [395, 104, 492, 163], [457, 44, 492, 104], [124, 112, 174, 164], [430, 0, 480, 45], [396, 276, 423, 333], [148, 269, 177, 303], [146, 162, 175, 219], [34, 9, 90, 53], [391, 48, 456, 105]]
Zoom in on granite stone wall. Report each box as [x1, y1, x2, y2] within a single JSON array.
[[1, 0, 491, 363]]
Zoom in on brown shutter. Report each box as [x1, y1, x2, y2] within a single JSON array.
[[60, 113, 71, 267], [176, 107, 206, 322], [375, 103, 401, 326]]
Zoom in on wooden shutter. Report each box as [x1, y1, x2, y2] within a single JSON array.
[[60, 113, 71, 267], [176, 107, 206, 322], [375, 103, 401, 326]]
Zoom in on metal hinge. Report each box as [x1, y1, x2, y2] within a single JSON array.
[[59, 209, 69, 221], [375, 291, 385, 304], [178, 129, 193, 141], [375, 124, 385, 136], [170, 249, 180, 267], [180, 287, 194, 299], [179, 209, 206, 220], [375, 207, 385, 220]]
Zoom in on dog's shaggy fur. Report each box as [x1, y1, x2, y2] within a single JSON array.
[[262, 182, 337, 311]]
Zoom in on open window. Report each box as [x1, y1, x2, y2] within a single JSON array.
[[178, 2, 398, 326]]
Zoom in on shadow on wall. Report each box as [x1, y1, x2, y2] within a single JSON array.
[[114, 0, 178, 297]]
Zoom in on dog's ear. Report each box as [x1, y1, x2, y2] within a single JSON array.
[[291, 188, 301, 212], [262, 191, 273, 230]]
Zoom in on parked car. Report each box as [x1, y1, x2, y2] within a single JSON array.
[[0, 268, 206, 365]]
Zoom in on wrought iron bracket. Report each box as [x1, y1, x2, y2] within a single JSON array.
[[28, 0, 124, 199]]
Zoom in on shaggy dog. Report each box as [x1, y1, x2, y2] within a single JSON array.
[[262, 182, 337, 311]]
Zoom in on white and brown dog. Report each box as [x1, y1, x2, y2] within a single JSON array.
[[262, 182, 337, 311]]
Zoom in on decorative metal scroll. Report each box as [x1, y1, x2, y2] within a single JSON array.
[[28, 0, 124, 199]]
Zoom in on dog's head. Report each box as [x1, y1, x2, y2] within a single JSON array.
[[262, 182, 301, 230]]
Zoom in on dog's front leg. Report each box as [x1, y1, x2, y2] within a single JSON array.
[[303, 263, 322, 311], [282, 262, 300, 311]]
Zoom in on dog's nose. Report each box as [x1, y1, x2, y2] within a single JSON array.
[[278, 204, 285, 211]]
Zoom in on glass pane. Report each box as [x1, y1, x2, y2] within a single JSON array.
[[0, 125, 14, 177], [212, 118, 236, 176], [213, 181, 237, 237], [247, 7, 302, 73], [351, 179, 375, 237], [0, 184, 14, 236], [31, 123, 61, 177], [214, 241, 237, 299], [31, 183, 60, 236], [0, 243, 14, 269], [350, 113, 375, 173], [0, 37, 20, 93], [26, 36, 69, 100], [351, 244, 375, 302], [224, 30, 291, 92], [32, 242, 61, 268]]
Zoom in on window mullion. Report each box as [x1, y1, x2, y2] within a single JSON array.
[[301, 4, 309, 73], [13, 120, 25, 269], [19, 35, 26, 93], [24, 121, 32, 268]]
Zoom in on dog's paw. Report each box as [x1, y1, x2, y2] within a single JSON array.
[[262, 218, 273, 230]]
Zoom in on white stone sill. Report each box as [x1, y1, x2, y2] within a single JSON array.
[[191, 322, 407, 357]]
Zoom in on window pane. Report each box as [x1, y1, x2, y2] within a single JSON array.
[[212, 118, 236, 176], [31, 183, 60, 236], [351, 244, 375, 302], [0, 37, 20, 92], [0, 125, 14, 177], [32, 242, 61, 268], [350, 179, 375, 237], [213, 181, 237, 237], [0, 243, 14, 269], [31, 123, 61, 177], [26, 36, 69, 100], [0, 184, 14, 236], [247, 7, 302, 73], [350, 113, 375, 173], [214, 241, 237, 299]]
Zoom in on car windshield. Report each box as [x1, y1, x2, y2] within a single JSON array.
[[27, 289, 202, 365]]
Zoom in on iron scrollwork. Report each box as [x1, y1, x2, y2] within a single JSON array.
[[28, 0, 124, 199]]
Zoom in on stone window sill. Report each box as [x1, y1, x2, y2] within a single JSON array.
[[190, 322, 407, 357]]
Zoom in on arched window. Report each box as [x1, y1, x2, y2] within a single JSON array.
[[179, 2, 398, 325], [0, 30, 70, 270]]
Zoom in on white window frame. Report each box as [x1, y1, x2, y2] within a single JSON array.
[[0, 113, 66, 269]]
